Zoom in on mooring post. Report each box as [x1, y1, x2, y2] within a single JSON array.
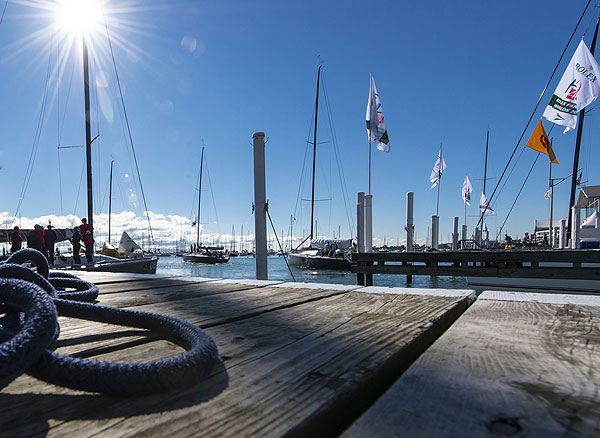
[[365, 194, 373, 252], [571, 205, 581, 249], [461, 224, 467, 249], [253, 132, 268, 280], [431, 215, 439, 249], [357, 192, 365, 285], [406, 192, 414, 252], [559, 219, 566, 249], [452, 217, 459, 250]]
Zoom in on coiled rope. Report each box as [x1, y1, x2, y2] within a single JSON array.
[[0, 249, 219, 395]]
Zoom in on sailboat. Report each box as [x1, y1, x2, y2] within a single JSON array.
[[183, 146, 229, 264], [53, 161, 158, 274], [42, 26, 159, 274], [287, 65, 354, 270]]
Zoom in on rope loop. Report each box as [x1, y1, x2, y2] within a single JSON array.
[[0, 248, 219, 395]]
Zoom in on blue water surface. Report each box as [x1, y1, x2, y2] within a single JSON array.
[[156, 255, 469, 290]]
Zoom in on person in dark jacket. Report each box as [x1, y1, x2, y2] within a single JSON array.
[[71, 226, 82, 265], [27, 225, 44, 252], [44, 225, 58, 265], [10, 226, 23, 253]]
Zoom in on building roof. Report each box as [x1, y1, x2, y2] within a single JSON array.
[[576, 185, 600, 208]]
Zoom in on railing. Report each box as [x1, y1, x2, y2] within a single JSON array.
[[352, 249, 600, 286]]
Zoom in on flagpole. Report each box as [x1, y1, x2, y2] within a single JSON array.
[[568, 16, 600, 235], [549, 139, 554, 248], [368, 140, 372, 195]]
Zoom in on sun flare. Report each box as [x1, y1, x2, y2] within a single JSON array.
[[55, 0, 102, 37]]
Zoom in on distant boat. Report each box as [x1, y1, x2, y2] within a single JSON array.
[[184, 146, 229, 265], [183, 245, 229, 264], [288, 238, 353, 270], [287, 65, 354, 271]]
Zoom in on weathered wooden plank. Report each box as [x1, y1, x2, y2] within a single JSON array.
[[47, 285, 354, 358], [1, 285, 474, 437], [342, 291, 600, 437]]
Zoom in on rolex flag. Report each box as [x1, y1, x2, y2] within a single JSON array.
[[542, 40, 600, 133], [480, 192, 494, 214], [366, 73, 390, 152], [462, 175, 473, 206], [430, 145, 446, 188]]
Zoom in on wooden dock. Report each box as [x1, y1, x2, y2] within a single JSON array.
[[1, 273, 599, 437], [352, 249, 600, 286], [343, 291, 600, 437]]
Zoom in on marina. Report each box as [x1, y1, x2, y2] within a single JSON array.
[[2, 1, 600, 436], [1, 271, 598, 436]]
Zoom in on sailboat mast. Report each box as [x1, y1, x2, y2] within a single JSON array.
[[568, 16, 600, 234], [83, 38, 93, 229], [108, 160, 113, 244], [310, 64, 322, 240], [483, 129, 489, 196], [196, 146, 205, 249]]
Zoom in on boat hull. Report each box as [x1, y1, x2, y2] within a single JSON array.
[[183, 253, 229, 264], [288, 252, 352, 270], [60, 256, 158, 274]]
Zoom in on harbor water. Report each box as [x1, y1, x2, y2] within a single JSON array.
[[157, 255, 469, 289]]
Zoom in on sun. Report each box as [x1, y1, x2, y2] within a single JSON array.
[[55, 0, 102, 37]]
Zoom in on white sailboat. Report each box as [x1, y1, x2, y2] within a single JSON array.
[[287, 65, 354, 270], [183, 146, 229, 264]]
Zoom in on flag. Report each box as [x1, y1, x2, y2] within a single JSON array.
[[430, 145, 446, 188], [462, 175, 473, 205], [526, 120, 558, 163], [544, 187, 553, 199], [480, 192, 494, 214], [366, 73, 390, 152], [543, 40, 600, 133]]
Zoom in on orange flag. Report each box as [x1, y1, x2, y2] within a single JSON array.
[[527, 120, 558, 163]]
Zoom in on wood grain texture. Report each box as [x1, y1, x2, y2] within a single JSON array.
[[0, 278, 472, 437], [342, 296, 600, 437]]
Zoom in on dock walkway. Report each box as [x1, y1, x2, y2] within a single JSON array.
[[1, 273, 598, 437]]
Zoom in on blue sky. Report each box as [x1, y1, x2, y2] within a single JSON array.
[[1, 0, 600, 249]]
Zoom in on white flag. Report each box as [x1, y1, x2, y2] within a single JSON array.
[[430, 145, 446, 188], [479, 192, 494, 214], [544, 187, 553, 199], [366, 73, 390, 152], [543, 40, 600, 133], [462, 175, 473, 205]]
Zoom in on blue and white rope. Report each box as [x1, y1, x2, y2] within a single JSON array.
[[0, 249, 219, 395]]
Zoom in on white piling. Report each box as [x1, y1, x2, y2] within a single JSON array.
[[461, 225, 467, 249], [406, 192, 414, 251], [253, 132, 268, 280], [431, 215, 439, 249], [559, 219, 566, 249], [357, 192, 365, 253], [452, 217, 459, 250], [365, 194, 373, 252], [571, 205, 581, 249]]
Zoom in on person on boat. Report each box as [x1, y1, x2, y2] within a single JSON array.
[[71, 226, 82, 264], [522, 232, 530, 249], [10, 226, 24, 253], [27, 225, 44, 252], [79, 218, 94, 263], [44, 224, 58, 265]]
